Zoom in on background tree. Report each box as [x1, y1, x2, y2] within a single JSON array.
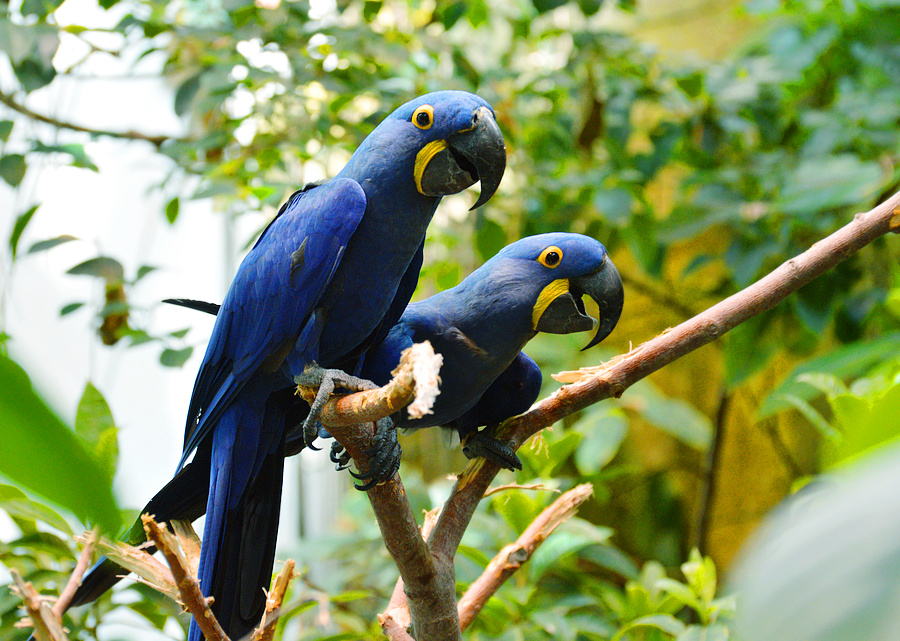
[[2, 0, 899, 638]]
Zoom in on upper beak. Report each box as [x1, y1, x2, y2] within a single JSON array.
[[534, 256, 624, 350], [418, 106, 506, 210]]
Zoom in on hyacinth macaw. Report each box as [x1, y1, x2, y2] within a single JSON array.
[[351, 232, 623, 470], [63, 91, 505, 641]]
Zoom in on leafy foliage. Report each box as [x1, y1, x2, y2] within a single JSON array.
[[1, 0, 899, 636]]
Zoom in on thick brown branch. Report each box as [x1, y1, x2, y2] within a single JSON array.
[[431, 189, 900, 561], [457, 483, 593, 631], [0, 88, 177, 147], [379, 507, 442, 640], [296, 342, 441, 427], [52, 529, 98, 618], [142, 515, 228, 641]]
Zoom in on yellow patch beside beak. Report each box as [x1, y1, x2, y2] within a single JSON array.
[[532, 278, 570, 329], [414, 140, 448, 195]]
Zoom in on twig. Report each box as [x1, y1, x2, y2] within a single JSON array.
[[457, 483, 594, 631], [10, 569, 69, 641], [252, 560, 296, 641], [142, 514, 228, 641], [0, 87, 176, 148], [483, 483, 559, 498], [430, 189, 900, 565], [52, 528, 98, 618]]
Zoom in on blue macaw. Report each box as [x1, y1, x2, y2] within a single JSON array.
[[62, 91, 505, 641], [352, 232, 623, 469]]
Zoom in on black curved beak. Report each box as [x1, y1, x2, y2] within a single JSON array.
[[418, 106, 506, 210], [534, 256, 624, 350]]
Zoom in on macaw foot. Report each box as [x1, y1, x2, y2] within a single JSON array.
[[347, 417, 401, 491], [461, 428, 522, 471], [330, 440, 352, 471], [295, 363, 379, 450]]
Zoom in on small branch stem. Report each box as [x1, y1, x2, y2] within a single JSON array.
[[0, 88, 177, 147], [52, 528, 98, 618], [458, 483, 593, 631]]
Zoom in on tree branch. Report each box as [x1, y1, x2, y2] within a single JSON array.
[[52, 529, 98, 618], [457, 483, 593, 631], [429, 189, 900, 564], [0, 88, 179, 148], [142, 514, 228, 641]]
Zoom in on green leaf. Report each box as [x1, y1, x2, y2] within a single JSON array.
[[60, 302, 85, 316], [622, 380, 713, 449], [0, 154, 27, 187], [529, 518, 613, 580], [723, 314, 776, 389], [160, 346, 193, 367], [74, 382, 118, 481], [758, 332, 900, 418], [165, 197, 180, 224], [778, 155, 884, 216], [175, 72, 203, 117], [0, 484, 73, 535], [14, 57, 57, 91], [66, 256, 125, 283], [612, 614, 686, 641], [135, 265, 158, 282], [677, 624, 731, 641], [474, 216, 506, 262], [28, 234, 78, 254], [532, 0, 568, 13], [0, 120, 13, 143], [0, 355, 120, 532], [9, 204, 39, 260], [573, 409, 628, 475], [32, 142, 98, 171], [825, 384, 900, 468], [19, 0, 64, 19]]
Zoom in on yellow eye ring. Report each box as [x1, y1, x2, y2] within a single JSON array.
[[538, 246, 563, 268], [412, 105, 434, 130]]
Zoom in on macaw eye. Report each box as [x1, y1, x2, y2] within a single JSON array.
[[538, 246, 563, 268], [412, 105, 434, 130]]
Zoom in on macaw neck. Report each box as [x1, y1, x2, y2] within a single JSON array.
[[338, 122, 440, 248], [435, 270, 538, 362]]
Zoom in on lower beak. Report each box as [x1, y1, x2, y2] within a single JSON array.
[[535, 257, 624, 350]]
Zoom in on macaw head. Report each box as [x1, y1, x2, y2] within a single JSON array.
[[487, 233, 624, 350], [350, 91, 507, 209]]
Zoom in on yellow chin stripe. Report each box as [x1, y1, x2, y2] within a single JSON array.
[[414, 140, 448, 195], [532, 278, 570, 329]]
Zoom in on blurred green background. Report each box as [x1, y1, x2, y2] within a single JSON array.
[[1, 0, 900, 637]]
